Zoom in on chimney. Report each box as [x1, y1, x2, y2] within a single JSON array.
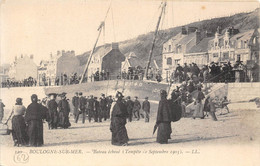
[[71, 50, 75, 56], [112, 42, 119, 50], [188, 27, 198, 34], [181, 26, 187, 35], [57, 50, 61, 56], [195, 30, 201, 45], [62, 50, 65, 56], [15, 56, 17, 61], [30, 54, 34, 59], [21, 54, 23, 58], [227, 26, 239, 36]]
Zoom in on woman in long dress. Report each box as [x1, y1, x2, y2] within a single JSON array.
[[156, 90, 172, 144], [193, 87, 205, 119], [25, 94, 47, 147], [10, 98, 29, 146], [110, 92, 129, 146]]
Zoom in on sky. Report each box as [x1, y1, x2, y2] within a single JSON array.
[[0, 0, 259, 65]]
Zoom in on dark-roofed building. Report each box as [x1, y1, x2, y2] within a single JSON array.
[[121, 52, 159, 74], [121, 52, 145, 72], [88, 42, 125, 81]]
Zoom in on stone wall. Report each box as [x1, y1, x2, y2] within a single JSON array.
[[228, 83, 260, 102]]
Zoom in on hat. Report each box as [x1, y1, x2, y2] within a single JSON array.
[[145, 97, 148, 99], [75, 92, 78, 95], [134, 96, 138, 99], [79, 92, 83, 95], [116, 91, 124, 99], [160, 90, 167, 98], [48, 93, 57, 97], [59, 92, 67, 97], [101, 93, 105, 97], [126, 96, 131, 100]]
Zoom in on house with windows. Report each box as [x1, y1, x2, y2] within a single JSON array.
[[208, 27, 259, 65], [162, 26, 259, 82], [162, 26, 202, 80], [8, 54, 38, 81]]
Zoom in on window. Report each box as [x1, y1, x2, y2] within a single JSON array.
[[166, 58, 172, 65], [169, 45, 172, 52], [245, 41, 248, 48], [253, 37, 257, 44], [237, 55, 241, 61], [238, 41, 241, 48], [223, 52, 229, 60]]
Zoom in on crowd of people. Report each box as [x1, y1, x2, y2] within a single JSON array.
[[1, 77, 37, 88], [0, 83, 231, 147], [118, 67, 162, 82], [168, 60, 259, 84]]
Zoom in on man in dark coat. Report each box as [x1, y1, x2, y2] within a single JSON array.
[[156, 90, 172, 144], [76, 92, 86, 123], [25, 94, 48, 147], [100, 94, 107, 121], [110, 91, 129, 146], [142, 97, 150, 122], [47, 93, 58, 129], [58, 93, 71, 128], [87, 95, 95, 122], [72, 92, 79, 121], [93, 97, 100, 122], [0, 99, 5, 123], [125, 96, 134, 122], [133, 96, 141, 120]]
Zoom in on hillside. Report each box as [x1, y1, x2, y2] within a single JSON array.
[[76, 8, 259, 68]]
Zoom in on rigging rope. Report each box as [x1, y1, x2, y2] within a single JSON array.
[[111, 6, 116, 42]]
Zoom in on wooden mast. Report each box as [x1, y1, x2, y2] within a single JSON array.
[[144, 2, 166, 80], [79, 4, 111, 84]]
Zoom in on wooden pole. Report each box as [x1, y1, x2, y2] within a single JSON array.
[[144, 2, 166, 80]]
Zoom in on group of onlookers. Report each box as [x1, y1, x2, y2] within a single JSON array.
[[1, 77, 37, 88], [169, 61, 259, 84]]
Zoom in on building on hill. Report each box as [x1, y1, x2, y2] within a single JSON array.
[[8, 54, 38, 81], [121, 52, 145, 72], [161, 26, 260, 82], [208, 27, 258, 64], [0, 64, 10, 86], [87, 42, 125, 81], [121, 52, 159, 80], [183, 37, 213, 67], [56, 50, 79, 82], [162, 26, 202, 81], [208, 28, 259, 81], [37, 51, 62, 86]]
